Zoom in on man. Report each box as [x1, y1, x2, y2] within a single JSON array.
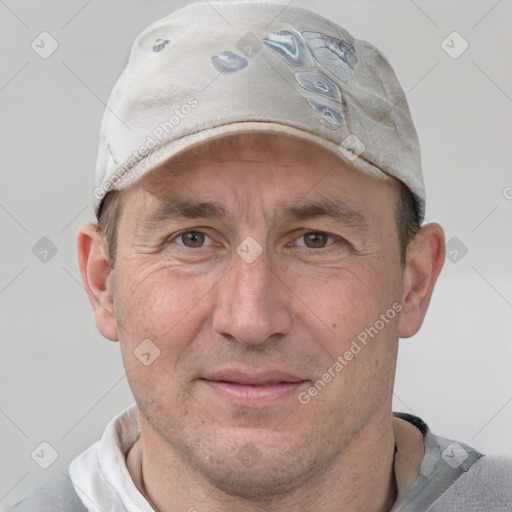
[[8, 1, 511, 511]]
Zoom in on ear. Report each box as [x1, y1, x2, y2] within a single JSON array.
[[399, 223, 445, 338], [77, 223, 119, 341]]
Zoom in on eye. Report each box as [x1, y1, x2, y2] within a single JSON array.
[[174, 231, 214, 248], [170, 230, 338, 250], [295, 232, 336, 249]]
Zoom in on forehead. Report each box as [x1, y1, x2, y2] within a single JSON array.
[[140, 132, 388, 190], [121, 132, 397, 226], [142, 132, 340, 189]]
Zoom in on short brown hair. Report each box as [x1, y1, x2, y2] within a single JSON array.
[[98, 190, 123, 268]]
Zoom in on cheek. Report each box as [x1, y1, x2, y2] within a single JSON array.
[[299, 260, 402, 368], [113, 269, 205, 418], [301, 263, 398, 322], [305, 270, 400, 418], [113, 264, 215, 371]]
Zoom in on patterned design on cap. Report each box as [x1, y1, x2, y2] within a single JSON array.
[[295, 71, 342, 102], [306, 97, 345, 126], [263, 28, 349, 128], [262, 29, 315, 68], [93, 2, 426, 218], [212, 50, 249, 73], [303, 31, 357, 82], [152, 39, 170, 52]]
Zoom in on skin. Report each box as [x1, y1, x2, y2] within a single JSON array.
[[77, 133, 445, 512]]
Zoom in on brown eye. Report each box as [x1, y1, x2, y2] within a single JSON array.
[[179, 231, 206, 247], [302, 232, 330, 248]]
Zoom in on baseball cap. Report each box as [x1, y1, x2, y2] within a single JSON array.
[[93, 0, 425, 220]]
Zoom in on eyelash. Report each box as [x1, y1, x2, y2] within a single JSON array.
[[169, 230, 339, 251]]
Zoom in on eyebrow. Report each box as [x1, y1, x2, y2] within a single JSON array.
[[140, 197, 368, 231], [141, 200, 227, 230], [278, 198, 367, 228]]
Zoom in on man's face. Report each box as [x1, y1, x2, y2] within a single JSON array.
[[109, 133, 405, 494]]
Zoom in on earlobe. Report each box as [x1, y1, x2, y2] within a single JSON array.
[[399, 223, 445, 338], [77, 223, 119, 341]]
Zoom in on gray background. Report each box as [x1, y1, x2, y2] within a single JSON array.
[[1, 0, 511, 507]]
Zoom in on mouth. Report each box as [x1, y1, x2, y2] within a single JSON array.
[[199, 369, 309, 405], [211, 380, 297, 387]]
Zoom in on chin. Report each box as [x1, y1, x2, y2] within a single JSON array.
[[199, 461, 312, 500], [188, 434, 336, 501]]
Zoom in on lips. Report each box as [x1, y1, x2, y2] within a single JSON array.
[[200, 369, 306, 386], [199, 369, 308, 405]]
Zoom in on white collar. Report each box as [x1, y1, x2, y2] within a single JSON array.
[[69, 405, 152, 512]]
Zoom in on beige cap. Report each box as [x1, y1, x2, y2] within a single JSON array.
[[93, 1, 425, 219]]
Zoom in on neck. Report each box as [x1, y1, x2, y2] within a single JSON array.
[[128, 409, 398, 512]]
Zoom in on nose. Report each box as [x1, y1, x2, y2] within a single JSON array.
[[211, 246, 293, 347]]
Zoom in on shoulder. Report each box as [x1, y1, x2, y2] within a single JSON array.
[[429, 455, 512, 511], [3, 472, 87, 512]]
